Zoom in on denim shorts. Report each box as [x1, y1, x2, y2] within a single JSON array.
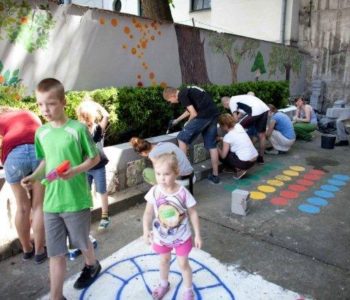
[[87, 166, 107, 194], [4, 144, 40, 184], [177, 116, 218, 149]]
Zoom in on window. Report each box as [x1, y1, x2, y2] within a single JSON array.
[[191, 0, 211, 11], [139, 0, 144, 16], [113, 0, 122, 12]]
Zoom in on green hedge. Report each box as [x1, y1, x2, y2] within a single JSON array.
[[0, 81, 289, 146]]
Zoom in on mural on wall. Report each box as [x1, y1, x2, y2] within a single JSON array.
[[126, 158, 146, 187], [208, 33, 259, 83], [251, 51, 266, 81], [0, 60, 21, 85], [175, 25, 211, 84], [0, 0, 55, 53], [268, 45, 302, 81]]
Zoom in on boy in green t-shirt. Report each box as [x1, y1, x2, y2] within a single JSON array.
[[22, 78, 101, 300]]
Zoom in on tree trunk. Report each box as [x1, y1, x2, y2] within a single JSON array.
[[141, 0, 173, 22], [227, 55, 238, 83], [285, 64, 291, 81], [175, 24, 211, 84]]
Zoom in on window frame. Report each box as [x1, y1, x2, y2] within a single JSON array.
[[190, 0, 211, 12]]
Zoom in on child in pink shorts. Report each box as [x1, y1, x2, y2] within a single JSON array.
[[143, 153, 202, 300]]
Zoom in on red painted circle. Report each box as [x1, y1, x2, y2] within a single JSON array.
[[270, 197, 289, 206], [296, 179, 314, 186], [288, 184, 308, 192], [280, 190, 299, 199], [303, 173, 322, 181], [308, 169, 326, 175]]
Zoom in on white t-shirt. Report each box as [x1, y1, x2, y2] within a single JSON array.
[[145, 185, 196, 247], [223, 123, 258, 161], [229, 95, 269, 117], [149, 142, 193, 176]]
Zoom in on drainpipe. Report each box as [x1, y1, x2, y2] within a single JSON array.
[[281, 0, 287, 45]]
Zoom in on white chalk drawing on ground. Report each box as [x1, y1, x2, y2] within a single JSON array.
[[41, 239, 310, 300]]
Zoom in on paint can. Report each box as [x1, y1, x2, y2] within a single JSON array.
[[231, 189, 250, 216], [321, 134, 336, 149]]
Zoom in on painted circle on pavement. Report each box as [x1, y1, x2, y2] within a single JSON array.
[[270, 197, 289, 206], [250, 191, 266, 200], [320, 185, 339, 192], [332, 174, 350, 181], [267, 179, 284, 187], [287, 184, 308, 192], [314, 190, 335, 198], [309, 169, 326, 175], [283, 170, 299, 177], [275, 175, 292, 181], [289, 166, 305, 172], [296, 179, 314, 186], [298, 204, 320, 214], [304, 173, 322, 181], [327, 179, 346, 186], [307, 197, 328, 207], [280, 190, 299, 199], [257, 185, 276, 193]]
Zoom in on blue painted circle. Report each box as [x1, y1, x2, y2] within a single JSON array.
[[327, 179, 346, 186], [314, 190, 335, 198], [298, 204, 321, 214], [320, 185, 339, 192], [307, 197, 328, 207], [332, 174, 350, 181]]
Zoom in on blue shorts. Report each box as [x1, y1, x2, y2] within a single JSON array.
[[177, 116, 218, 149], [87, 167, 107, 194], [4, 144, 40, 184]]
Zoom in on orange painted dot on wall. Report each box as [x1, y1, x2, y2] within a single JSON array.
[[137, 81, 144, 87], [129, 34, 134, 39], [150, 35, 155, 41], [111, 18, 118, 27], [141, 40, 148, 49], [99, 17, 105, 25], [149, 72, 155, 80], [158, 31, 161, 35], [122, 44, 128, 49], [132, 17, 137, 24], [131, 48, 137, 55], [137, 44, 140, 48], [137, 74, 141, 79], [124, 26, 131, 34]]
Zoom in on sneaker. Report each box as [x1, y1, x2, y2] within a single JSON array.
[[34, 250, 47, 265], [257, 155, 264, 164], [98, 218, 110, 230], [233, 169, 247, 180], [74, 261, 101, 290], [265, 149, 279, 155], [207, 174, 220, 184], [22, 246, 35, 261], [335, 140, 349, 146]]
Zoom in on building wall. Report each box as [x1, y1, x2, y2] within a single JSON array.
[[298, 0, 350, 107], [0, 1, 307, 95]]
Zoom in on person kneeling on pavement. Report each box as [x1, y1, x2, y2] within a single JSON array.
[[217, 114, 258, 180]]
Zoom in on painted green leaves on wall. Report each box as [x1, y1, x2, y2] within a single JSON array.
[[209, 33, 259, 83], [0, 60, 21, 86], [251, 51, 266, 80], [268, 45, 302, 81], [0, 0, 55, 53]]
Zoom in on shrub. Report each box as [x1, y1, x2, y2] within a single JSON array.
[[0, 81, 289, 146]]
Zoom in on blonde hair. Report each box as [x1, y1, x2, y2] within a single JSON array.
[[129, 137, 152, 154], [76, 96, 100, 128], [36, 78, 65, 101], [218, 113, 236, 129], [153, 152, 179, 176], [162, 87, 178, 100]]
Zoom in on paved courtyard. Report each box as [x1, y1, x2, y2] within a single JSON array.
[[0, 133, 349, 299]]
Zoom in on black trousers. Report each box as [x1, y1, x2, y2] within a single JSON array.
[[221, 152, 255, 171]]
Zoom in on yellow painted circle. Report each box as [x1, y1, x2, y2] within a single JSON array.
[[290, 165, 305, 172], [250, 191, 266, 200], [257, 185, 276, 193], [275, 175, 292, 181], [267, 179, 284, 187], [283, 170, 299, 177]]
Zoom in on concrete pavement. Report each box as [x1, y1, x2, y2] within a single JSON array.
[[0, 133, 349, 299]]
